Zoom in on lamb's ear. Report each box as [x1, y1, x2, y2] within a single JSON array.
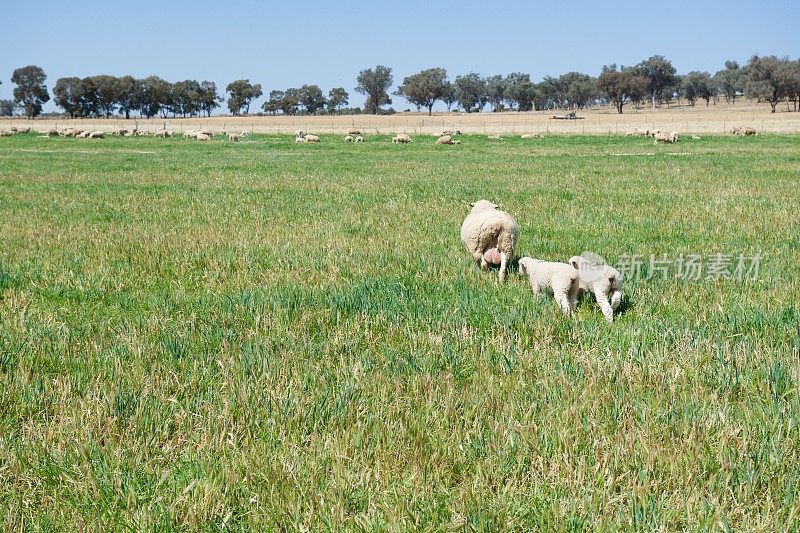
[[518, 260, 527, 275]]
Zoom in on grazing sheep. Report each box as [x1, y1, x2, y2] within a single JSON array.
[[732, 126, 758, 136], [487, 134, 503, 140], [228, 133, 240, 142], [692, 135, 701, 140], [196, 133, 211, 141], [436, 135, 453, 145], [344, 135, 354, 142], [88, 131, 104, 139], [392, 134, 412, 143], [452, 139, 461, 145], [294, 129, 305, 138], [626, 128, 652, 136], [10, 127, 18, 133], [348, 128, 362, 136], [355, 136, 364, 143], [184, 130, 198, 139], [460, 199, 519, 283], [653, 131, 678, 144], [241, 130, 249, 136], [295, 136, 308, 143], [154, 130, 169, 138], [47, 129, 58, 137], [0, 130, 11, 137], [520, 133, 543, 139], [440, 129, 461, 136], [518, 257, 580, 315], [305, 134, 321, 143], [19, 126, 30, 133], [568, 255, 623, 323], [198, 129, 213, 138]]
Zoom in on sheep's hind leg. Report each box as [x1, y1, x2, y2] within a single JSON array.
[[597, 294, 614, 323], [555, 291, 572, 315], [498, 252, 508, 283]]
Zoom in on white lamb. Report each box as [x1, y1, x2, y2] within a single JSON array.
[[392, 134, 412, 143], [460, 200, 519, 283], [355, 136, 364, 143], [568, 255, 624, 323], [344, 135, 354, 142], [518, 257, 580, 315], [228, 133, 240, 142], [305, 134, 321, 143]]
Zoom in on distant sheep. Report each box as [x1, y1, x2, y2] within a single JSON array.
[[47, 129, 59, 136], [460, 199, 519, 283], [521, 133, 544, 139], [355, 136, 364, 143], [392, 134, 412, 143], [198, 129, 213, 138], [440, 129, 461, 136], [731, 126, 757, 136], [487, 134, 502, 140], [653, 131, 678, 144], [518, 257, 580, 315], [305, 134, 321, 143], [344, 135, 354, 142], [228, 133, 240, 142], [295, 136, 308, 143], [347, 128, 362, 136], [88, 131, 104, 139], [0, 130, 11, 137], [184, 130, 198, 139], [154, 130, 169, 138], [436, 135, 453, 145], [294, 129, 305, 138], [196, 133, 211, 141], [452, 139, 461, 145], [568, 255, 624, 323]]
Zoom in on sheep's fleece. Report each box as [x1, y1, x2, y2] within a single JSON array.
[[460, 200, 519, 282]]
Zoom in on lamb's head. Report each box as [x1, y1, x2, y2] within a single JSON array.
[[469, 199, 499, 212]]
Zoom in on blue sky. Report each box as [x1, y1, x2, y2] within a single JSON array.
[[1, 0, 797, 113]]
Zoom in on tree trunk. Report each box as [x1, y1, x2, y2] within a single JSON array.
[[428, 104, 433, 116], [651, 92, 656, 109]]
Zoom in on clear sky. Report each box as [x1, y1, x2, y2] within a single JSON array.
[[1, 0, 797, 113]]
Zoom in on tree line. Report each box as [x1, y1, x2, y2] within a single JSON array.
[[2, 54, 800, 119]]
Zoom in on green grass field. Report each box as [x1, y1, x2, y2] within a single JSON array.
[[1, 132, 799, 530]]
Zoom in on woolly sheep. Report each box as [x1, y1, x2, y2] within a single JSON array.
[[653, 131, 678, 144], [184, 130, 198, 139], [451, 139, 461, 145], [568, 255, 623, 323], [77, 131, 91, 138], [520, 133, 543, 139], [347, 128, 362, 136], [154, 130, 169, 138], [88, 131, 104, 139], [295, 136, 308, 143], [305, 134, 321, 143], [344, 135, 354, 142], [731, 126, 757, 135], [440, 129, 461, 136], [392, 134, 412, 143], [518, 257, 580, 315], [228, 133, 240, 142], [199, 129, 213, 138], [355, 136, 364, 143], [436, 135, 453, 145], [47, 129, 58, 136], [0, 130, 11, 137], [241, 130, 249, 136], [460, 199, 520, 283], [294, 129, 305, 138], [10, 127, 18, 133], [19, 126, 30, 133], [196, 133, 211, 141], [487, 134, 502, 140]]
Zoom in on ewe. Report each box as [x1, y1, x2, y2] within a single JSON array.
[[392, 134, 412, 143], [460, 200, 519, 283]]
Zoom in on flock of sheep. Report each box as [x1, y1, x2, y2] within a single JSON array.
[[461, 200, 624, 323], [627, 125, 757, 143]]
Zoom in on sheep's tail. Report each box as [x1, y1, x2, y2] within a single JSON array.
[[495, 224, 518, 255]]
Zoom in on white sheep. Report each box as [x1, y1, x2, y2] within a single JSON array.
[[355, 136, 364, 143], [228, 133, 240, 142], [451, 139, 461, 145], [518, 257, 580, 315], [460, 199, 519, 283], [47, 129, 59, 137], [196, 133, 211, 141], [568, 255, 623, 323], [732, 126, 757, 136], [520, 133, 543, 139], [183, 130, 197, 139], [0, 130, 11, 137], [199, 129, 213, 138], [654, 131, 678, 144], [16, 126, 30, 133], [436, 135, 453, 145], [295, 136, 308, 143], [305, 134, 321, 143], [88, 131, 104, 139], [392, 134, 412, 143], [487, 134, 502, 140], [348, 128, 362, 136], [344, 135, 354, 142], [154, 130, 169, 138]]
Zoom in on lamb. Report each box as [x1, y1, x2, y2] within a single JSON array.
[[196, 133, 211, 141], [241, 130, 249, 136], [436, 135, 453, 145], [295, 136, 308, 143], [355, 136, 364, 143], [88, 131, 104, 139], [294, 129, 305, 138], [344, 135, 354, 142], [392, 134, 412, 143], [305, 134, 321, 143], [653, 131, 678, 144], [487, 134, 503, 140], [451, 139, 461, 145], [626, 128, 652, 136], [184, 130, 198, 139], [568, 255, 623, 323], [228, 133, 240, 142], [0, 130, 11, 137], [460, 199, 519, 283], [518, 257, 580, 315], [521, 133, 544, 139], [347, 128, 362, 136]]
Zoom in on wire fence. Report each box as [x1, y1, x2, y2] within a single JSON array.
[[6, 109, 800, 136]]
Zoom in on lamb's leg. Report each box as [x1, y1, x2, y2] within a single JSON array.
[[596, 293, 614, 323], [567, 280, 580, 312], [610, 290, 622, 311], [498, 252, 508, 283], [554, 290, 572, 315]]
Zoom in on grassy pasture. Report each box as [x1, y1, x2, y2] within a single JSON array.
[[0, 132, 799, 530]]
